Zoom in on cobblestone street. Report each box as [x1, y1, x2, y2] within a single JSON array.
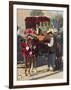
[[17, 64, 63, 80]]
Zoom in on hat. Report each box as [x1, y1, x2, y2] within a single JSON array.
[[27, 35, 33, 41], [47, 28, 54, 34]]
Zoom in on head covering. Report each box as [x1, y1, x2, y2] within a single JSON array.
[[27, 35, 33, 41], [47, 28, 54, 34]]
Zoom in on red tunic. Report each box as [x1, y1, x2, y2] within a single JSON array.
[[21, 42, 33, 64]]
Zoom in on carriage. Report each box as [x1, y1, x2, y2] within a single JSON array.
[[20, 16, 51, 75], [17, 16, 50, 64], [24, 16, 51, 55]]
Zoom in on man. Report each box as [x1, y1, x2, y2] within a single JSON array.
[[45, 29, 56, 71]]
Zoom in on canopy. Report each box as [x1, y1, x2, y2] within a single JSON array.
[[25, 16, 50, 29], [25, 16, 50, 24]]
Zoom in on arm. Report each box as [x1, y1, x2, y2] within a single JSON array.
[[48, 37, 54, 47]]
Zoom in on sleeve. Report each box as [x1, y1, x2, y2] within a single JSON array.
[[48, 37, 54, 47]]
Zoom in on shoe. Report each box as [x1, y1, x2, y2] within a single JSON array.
[[50, 66, 54, 71]]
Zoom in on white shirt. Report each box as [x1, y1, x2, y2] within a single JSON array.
[[48, 37, 54, 47]]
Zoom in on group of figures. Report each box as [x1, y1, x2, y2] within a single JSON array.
[[18, 27, 62, 76]]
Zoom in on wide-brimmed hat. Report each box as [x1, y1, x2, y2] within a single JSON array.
[[47, 28, 54, 34]]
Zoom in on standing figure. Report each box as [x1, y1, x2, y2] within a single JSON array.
[[45, 29, 56, 71]]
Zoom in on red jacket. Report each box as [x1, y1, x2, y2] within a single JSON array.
[[21, 42, 33, 57]]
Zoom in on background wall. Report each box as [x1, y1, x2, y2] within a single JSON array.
[[0, 0, 71, 90]]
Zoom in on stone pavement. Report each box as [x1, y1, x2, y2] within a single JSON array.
[[17, 64, 62, 80]]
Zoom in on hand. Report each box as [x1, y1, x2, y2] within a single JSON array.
[[45, 43, 48, 45]]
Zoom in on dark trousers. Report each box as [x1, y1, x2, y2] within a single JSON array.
[[48, 53, 56, 68]]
